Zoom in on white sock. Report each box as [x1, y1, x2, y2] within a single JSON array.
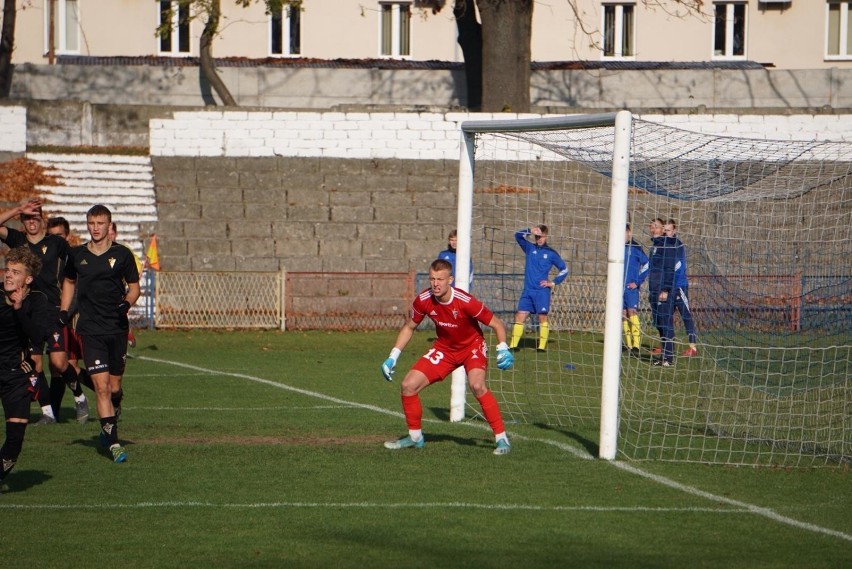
[[409, 429, 423, 442], [495, 432, 509, 444], [74, 394, 86, 403], [41, 405, 56, 419]]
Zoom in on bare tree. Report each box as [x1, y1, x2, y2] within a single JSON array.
[[158, 0, 300, 107], [0, 0, 18, 98], [432, 0, 706, 113], [477, 0, 532, 112], [199, 0, 236, 105]]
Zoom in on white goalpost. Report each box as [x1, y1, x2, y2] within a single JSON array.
[[455, 111, 852, 467]]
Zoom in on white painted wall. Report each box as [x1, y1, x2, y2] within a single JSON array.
[[0, 106, 27, 152], [149, 111, 852, 158]]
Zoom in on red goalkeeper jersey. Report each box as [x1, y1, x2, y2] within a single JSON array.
[[411, 287, 494, 351]]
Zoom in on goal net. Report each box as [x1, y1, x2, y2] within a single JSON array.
[[457, 112, 851, 467]]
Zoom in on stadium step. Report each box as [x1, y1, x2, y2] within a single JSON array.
[[26, 152, 157, 261]]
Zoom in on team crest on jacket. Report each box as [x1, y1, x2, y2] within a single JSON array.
[[452, 308, 459, 319], [41, 245, 48, 254], [109, 257, 116, 268]]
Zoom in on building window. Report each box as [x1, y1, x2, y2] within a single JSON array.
[[713, 2, 746, 58], [380, 2, 411, 57], [44, 0, 80, 54], [603, 3, 635, 58], [159, 0, 191, 55], [827, 1, 852, 59], [271, 3, 301, 56]]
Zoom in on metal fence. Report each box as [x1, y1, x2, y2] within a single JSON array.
[[142, 270, 851, 333]]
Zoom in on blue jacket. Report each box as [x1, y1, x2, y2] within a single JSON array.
[[624, 240, 649, 289], [515, 229, 569, 291], [648, 235, 679, 294], [437, 247, 474, 287], [672, 237, 688, 289]]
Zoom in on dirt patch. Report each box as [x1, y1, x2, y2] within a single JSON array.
[[142, 435, 388, 446]]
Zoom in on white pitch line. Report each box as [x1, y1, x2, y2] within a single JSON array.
[[131, 356, 852, 543], [132, 405, 357, 411], [0, 501, 748, 514], [610, 461, 852, 543]]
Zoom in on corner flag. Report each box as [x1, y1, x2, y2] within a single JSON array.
[[146, 235, 160, 271]]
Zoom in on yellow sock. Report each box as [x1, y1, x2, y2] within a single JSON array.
[[629, 314, 642, 350], [509, 323, 524, 348], [623, 319, 633, 349], [538, 322, 549, 350]]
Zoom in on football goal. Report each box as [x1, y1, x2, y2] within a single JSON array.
[[454, 111, 851, 467]]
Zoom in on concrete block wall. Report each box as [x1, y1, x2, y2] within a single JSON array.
[[0, 106, 27, 152], [152, 155, 460, 273], [150, 110, 852, 276]]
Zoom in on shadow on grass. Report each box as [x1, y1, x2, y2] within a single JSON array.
[[424, 432, 486, 449], [429, 406, 452, 422], [533, 422, 599, 457], [4, 469, 51, 493], [70, 435, 135, 461]]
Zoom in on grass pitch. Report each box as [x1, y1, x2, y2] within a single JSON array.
[[2, 329, 850, 568]]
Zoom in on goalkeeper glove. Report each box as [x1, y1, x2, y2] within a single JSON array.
[[495, 342, 514, 370], [118, 301, 131, 314], [57, 310, 70, 328], [381, 348, 402, 381]]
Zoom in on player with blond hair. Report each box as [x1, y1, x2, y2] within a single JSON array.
[[381, 259, 514, 455]]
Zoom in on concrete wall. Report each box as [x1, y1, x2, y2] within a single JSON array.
[[10, 65, 852, 111], [6, 106, 851, 282], [148, 110, 852, 276], [0, 106, 27, 152], [152, 156, 459, 274]]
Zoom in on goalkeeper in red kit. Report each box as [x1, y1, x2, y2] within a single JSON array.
[[381, 259, 514, 455]]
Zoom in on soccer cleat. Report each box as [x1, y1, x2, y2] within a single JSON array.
[[383, 435, 425, 450], [493, 439, 511, 456], [75, 398, 89, 424], [681, 347, 698, 357], [650, 347, 662, 355], [110, 444, 128, 463], [652, 359, 674, 367], [34, 415, 57, 426]]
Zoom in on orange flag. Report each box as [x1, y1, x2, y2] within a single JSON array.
[[146, 235, 160, 271]]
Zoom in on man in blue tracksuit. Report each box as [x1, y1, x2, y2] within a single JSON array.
[[509, 225, 568, 352], [647, 218, 679, 366], [437, 229, 473, 290], [665, 220, 698, 357], [623, 223, 649, 358]]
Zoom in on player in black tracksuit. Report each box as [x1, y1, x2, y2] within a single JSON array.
[[0, 247, 48, 490]]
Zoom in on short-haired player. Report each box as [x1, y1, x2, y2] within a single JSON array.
[[380, 259, 514, 455], [0, 246, 48, 491]]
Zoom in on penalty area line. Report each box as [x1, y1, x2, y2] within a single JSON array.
[[136, 355, 852, 544]]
